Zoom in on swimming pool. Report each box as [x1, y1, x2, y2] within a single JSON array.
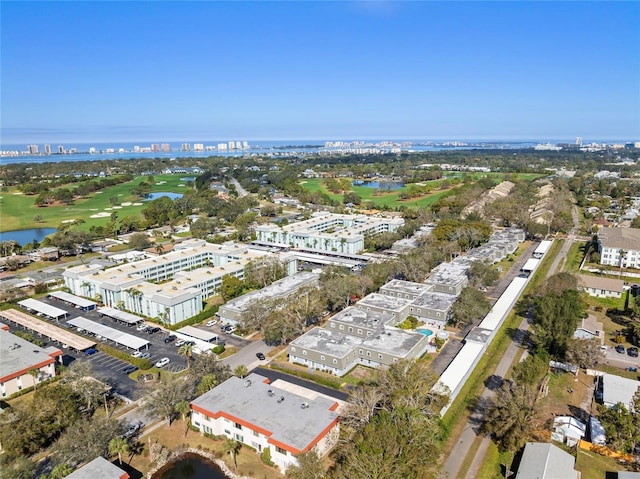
[[417, 328, 434, 337]]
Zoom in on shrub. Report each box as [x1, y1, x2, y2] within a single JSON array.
[[260, 448, 275, 467], [167, 306, 220, 331], [96, 344, 153, 370]]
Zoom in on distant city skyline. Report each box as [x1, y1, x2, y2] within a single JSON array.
[[1, 2, 638, 144]]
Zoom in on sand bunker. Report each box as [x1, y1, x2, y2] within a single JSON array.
[[90, 212, 111, 218], [121, 202, 132, 206], [61, 219, 76, 223], [112, 206, 123, 209], [133, 202, 143, 206], [104, 207, 113, 211]]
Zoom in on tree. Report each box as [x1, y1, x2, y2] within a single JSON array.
[[220, 275, 245, 301], [467, 261, 499, 289], [34, 214, 43, 223], [175, 400, 192, 437], [223, 439, 242, 469], [109, 436, 129, 466], [450, 287, 491, 327], [596, 387, 640, 454], [532, 289, 586, 357], [28, 367, 39, 392], [46, 463, 74, 479], [144, 375, 196, 426], [53, 416, 125, 467], [128, 232, 151, 251], [196, 373, 219, 395], [565, 338, 602, 368], [286, 450, 325, 479], [322, 274, 360, 312], [179, 343, 194, 369], [233, 365, 248, 378]]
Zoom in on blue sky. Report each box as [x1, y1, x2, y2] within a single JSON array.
[[1, 1, 639, 144]]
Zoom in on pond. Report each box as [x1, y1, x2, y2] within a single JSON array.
[[154, 453, 228, 479], [180, 177, 196, 182], [352, 180, 404, 190], [0, 228, 56, 246], [144, 192, 184, 201]]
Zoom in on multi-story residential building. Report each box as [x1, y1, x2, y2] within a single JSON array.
[[1, 326, 62, 398], [255, 212, 404, 256], [66, 457, 130, 479], [161, 143, 171, 151], [217, 272, 320, 325], [28, 144, 39, 154], [44, 144, 51, 155], [425, 261, 469, 295], [289, 304, 430, 377], [63, 240, 296, 324], [597, 228, 640, 269], [191, 373, 340, 473]]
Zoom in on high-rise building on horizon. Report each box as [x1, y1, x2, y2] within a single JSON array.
[[151, 144, 160, 152], [193, 143, 204, 151], [576, 137, 582, 146], [44, 144, 51, 155], [181, 143, 191, 151], [28, 145, 39, 154], [57, 145, 64, 154], [161, 143, 171, 152]]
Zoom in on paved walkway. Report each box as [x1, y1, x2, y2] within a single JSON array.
[[442, 206, 581, 479]]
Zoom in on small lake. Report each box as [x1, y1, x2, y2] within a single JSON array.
[[0, 228, 56, 246], [180, 177, 196, 182], [144, 192, 184, 201], [154, 453, 228, 479], [352, 180, 404, 190]]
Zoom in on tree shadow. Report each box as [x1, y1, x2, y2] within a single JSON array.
[[484, 374, 504, 391], [115, 460, 143, 479], [568, 404, 591, 424]]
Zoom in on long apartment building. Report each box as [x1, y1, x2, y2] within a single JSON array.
[[255, 212, 404, 255], [597, 227, 640, 269], [63, 239, 296, 325]]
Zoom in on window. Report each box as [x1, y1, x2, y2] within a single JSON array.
[[357, 329, 362, 334], [276, 446, 287, 455], [339, 325, 344, 330], [378, 354, 383, 359], [291, 346, 296, 352], [253, 430, 260, 437], [348, 327, 353, 332], [333, 359, 338, 364], [359, 349, 363, 355], [330, 322, 335, 328], [320, 355, 325, 360], [224, 429, 231, 435], [303, 350, 307, 356], [234, 434, 244, 442], [366, 351, 371, 357], [234, 422, 243, 430]]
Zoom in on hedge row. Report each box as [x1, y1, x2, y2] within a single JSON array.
[[269, 363, 343, 390]]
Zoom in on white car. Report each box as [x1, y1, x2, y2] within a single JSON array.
[[174, 339, 185, 347], [131, 351, 143, 358], [206, 319, 218, 327], [155, 357, 170, 368], [136, 323, 147, 331]]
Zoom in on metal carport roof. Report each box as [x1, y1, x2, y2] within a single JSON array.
[[67, 316, 150, 350], [18, 298, 68, 320]]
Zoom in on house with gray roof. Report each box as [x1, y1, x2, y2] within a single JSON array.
[[515, 442, 579, 479], [577, 274, 625, 299], [190, 373, 340, 472]]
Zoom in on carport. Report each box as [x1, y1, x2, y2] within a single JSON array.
[[97, 307, 144, 326], [0, 308, 95, 351], [67, 316, 150, 351], [520, 258, 541, 277], [177, 325, 218, 343], [18, 298, 68, 320], [48, 291, 97, 311]]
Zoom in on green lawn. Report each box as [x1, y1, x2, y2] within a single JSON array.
[[300, 178, 458, 208], [0, 174, 193, 233]]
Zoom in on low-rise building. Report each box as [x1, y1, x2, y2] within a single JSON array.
[[577, 274, 625, 299], [191, 373, 340, 473], [0, 328, 62, 398], [65, 457, 129, 479], [574, 315, 604, 344], [598, 373, 640, 410], [217, 272, 320, 325], [515, 442, 579, 479]]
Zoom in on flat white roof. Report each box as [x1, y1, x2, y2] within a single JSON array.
[[49, 290, 97, 309], [68, 316, 150, 350], [97, 307, 144, 324], [18, 298, 68, 319], [0, 308, 95, 351], [177, 325, 218, 342], [434, 341, 485, 398], [534, 240, 553, 255], [478, 277, 528, 331], [602, 373, 640, 410], [521, 258, 541, 272]]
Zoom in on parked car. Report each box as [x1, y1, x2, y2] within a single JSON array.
[[616, 344, 626, 354], [206, 319, 218, 327], [628, 347, 639, 357], [225, 326, 236, 334], [120, 422, 142, 439], [155, 357, 170, 368], [139, 352, 151, 359], [164, 334, 177, 343], [85, 348, 98, 356], [132, 350, 143, 358], [122, 365, 138, 374], [174, 339, 185, 347], [147, 326, 161, 334], [256, 352, 266, 360], [136, 323, 147, 331]]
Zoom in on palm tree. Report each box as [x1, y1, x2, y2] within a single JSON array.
[[109, 436, 129, 466], [28, 368, 39, 392], [178, 343, 193, 369], [223, 439, 242, 469], [619, 249, 627, 278], [233, 365, 248, 379], [155, 243, 164, 255], [48, 463, 73, 479], [175, 400, 191, 437], [197, 374, 218, 395]]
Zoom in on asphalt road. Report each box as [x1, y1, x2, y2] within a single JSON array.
[[443, 206, 582, 479]]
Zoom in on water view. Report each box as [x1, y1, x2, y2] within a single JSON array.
[[154, 453, 228, 479], [0, 228, 56, 246], [352, 180, 404, 190], [144, 192, 184, 201]]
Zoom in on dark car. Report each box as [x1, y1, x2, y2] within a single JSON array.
[[164, 334, 177, 343], [256, 352, 266, 360], [85, 348, 98, 356], [122, 365, 138, 374], [147, 326, 161, 334], [616, 344, 626, 354], [628, 347, 639, 357]]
